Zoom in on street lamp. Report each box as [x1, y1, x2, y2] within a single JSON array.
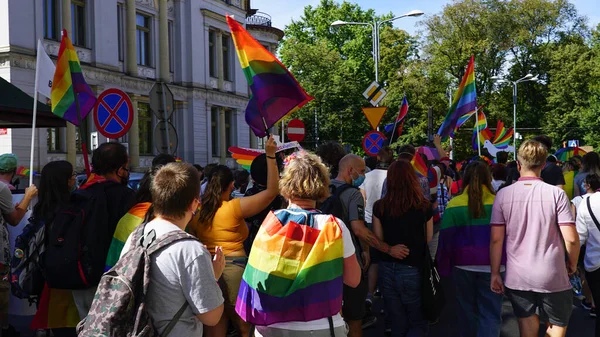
[[491, 73, 538, 157], [330, 10, 424, 83]]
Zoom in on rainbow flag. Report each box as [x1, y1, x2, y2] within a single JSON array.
[[492, 120, 514, 149], [473, 109, 487, 131], [436, 186, 505, 277], [438, 56, 477, 140], [472, 109, 492, 149], [236, 209, 344, 325], [411, 153, 428, 177], [226, 16, 313, 138], [452, 110, 475, 137], [31, 285, 80, 329], [51, 30, 96, 126], [104, 202, 151, 271], [384, 96, 409, 137], [555, 147, 587, 162]]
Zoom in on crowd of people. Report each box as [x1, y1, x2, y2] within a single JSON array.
[[1, 133, 600, 337]]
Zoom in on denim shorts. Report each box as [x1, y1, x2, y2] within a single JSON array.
[[505, 287, 573, 327]]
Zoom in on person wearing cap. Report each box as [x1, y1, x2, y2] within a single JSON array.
[[0, 153, 37, 335]]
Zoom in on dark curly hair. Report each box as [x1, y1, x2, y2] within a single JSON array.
[[316, 141, 346, 178]]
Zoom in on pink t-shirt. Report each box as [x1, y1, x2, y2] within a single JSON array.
[[490, 177, 574, 293]]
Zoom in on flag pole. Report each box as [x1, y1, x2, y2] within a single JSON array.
[[476, 107, 482, 156], [389, 93, 405, 145], [75, 93, 91, 177], [262, 116, 271, 139], [29, 44, 41, 186]]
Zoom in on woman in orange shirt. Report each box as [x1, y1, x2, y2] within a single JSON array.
[[189, 136, 279, 337]]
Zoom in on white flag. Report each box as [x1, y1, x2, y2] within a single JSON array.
[[36, 40, 55, 99]]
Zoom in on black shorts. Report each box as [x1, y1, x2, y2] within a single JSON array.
[[342, 276, 368, 321], [505, 288, 573, 327]]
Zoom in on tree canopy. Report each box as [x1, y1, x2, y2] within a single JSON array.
[[278, 0, 600, 158]]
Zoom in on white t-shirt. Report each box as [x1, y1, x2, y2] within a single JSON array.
[[360, 169, 387, 223], [255, 206, 356, 334], [576, 193, 600, 272], [121, 219, 224, 336], [491, 180, 505, 192]]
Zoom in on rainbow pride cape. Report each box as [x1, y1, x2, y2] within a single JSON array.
[[236, 209, 344, 325], [104, 202, 151, 271], [226, 16, 313, 138], [30, 285, 80, 329], [51, 29, 96, 126], [436, 186, 505, 277], [438, 55, 477, 140]]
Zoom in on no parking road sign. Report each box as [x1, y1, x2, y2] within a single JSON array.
[[93, 89, 134, 139], [362, 130, 386, 157]]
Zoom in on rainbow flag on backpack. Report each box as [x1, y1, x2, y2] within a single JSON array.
[[104, 202, 151, 271], [236, 209, 344, 326]]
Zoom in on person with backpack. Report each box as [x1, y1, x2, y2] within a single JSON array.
[[331, 154, 410, 336], [437, 161, 505, 337], [372, 160, 433, 337], [577, 173, 600, 336], [14, 161, 79, 337], [104, 153, 175, 272], [43, 143, 136, 320], [189, 135, 280, 337], [0, 154, 37, 336], [238, 151, 361, 336], [80, 163, 225, 336]]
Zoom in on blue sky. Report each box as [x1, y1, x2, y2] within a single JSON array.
[[252, 0, 600, 36]]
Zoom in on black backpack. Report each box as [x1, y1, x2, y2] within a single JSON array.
[[10, 216, 46, 302], [320, 183, 365, 269], [42, 182, 116, 289]]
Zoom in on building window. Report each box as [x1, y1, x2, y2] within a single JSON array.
[[136, 14, 151, 66], [138, 102, 153, 155], [47, 128, 62, 152], [71, 0, 86, 47], [223, 35, 232, 81], [168, 21, 174, 72], [209, 30, 216, 78], [211, 107, 219, 157], [44, 0, 59, 40], [117, 4, 124, 61]]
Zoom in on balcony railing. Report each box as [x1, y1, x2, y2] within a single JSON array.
[[246, 12, 272, 27]]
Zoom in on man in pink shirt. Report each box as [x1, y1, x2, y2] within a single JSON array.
[[490, 139, 580, 337]]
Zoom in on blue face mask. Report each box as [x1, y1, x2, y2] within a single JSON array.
[[351, 168, 366, 188]]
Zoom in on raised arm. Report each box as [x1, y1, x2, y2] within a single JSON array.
[[239, 136, 279, 219]]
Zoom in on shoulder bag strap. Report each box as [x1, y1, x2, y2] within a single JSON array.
[[587, 196, 600, 231], [161, 302, 189, 337]]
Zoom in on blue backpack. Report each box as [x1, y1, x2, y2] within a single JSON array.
[[10, 217, 46, 302]]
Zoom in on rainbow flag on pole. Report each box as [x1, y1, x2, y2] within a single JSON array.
[[437, 55, 477, 140], [226, 15, 313, 138], [51, 29, 96, 126], [236, 209, 344, 325]]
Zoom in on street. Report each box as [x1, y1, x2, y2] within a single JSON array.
[[364, 277, 595, 337]]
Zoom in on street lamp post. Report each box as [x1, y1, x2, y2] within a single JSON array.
[[491, 73, 539, 157], [331, 9, 424, 83]]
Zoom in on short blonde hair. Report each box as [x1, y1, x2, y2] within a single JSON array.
[[518, 140, 548, 169], [279, 151, 330, 201]]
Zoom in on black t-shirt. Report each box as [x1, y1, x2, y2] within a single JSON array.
[[86, 182, 136, 236], [373, 203, 433, 268], [243, 185, 285, 253], [505, 162, 565, 187]]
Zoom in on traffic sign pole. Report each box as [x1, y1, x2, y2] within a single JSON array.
[[160, 83, 172, 154]]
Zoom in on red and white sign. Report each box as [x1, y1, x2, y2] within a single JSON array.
[[287, 119, 305, 142], [0, 129, 7, 136]]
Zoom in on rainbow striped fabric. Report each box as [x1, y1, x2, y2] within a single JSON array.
[[411, 152, 428, 178], [104, 202, 151, 271], [226, 16, 313, 138], [51, 29, 96, 126], [472, 109, 492, 149], [452, 110, 475, 137], [438, 55, 477, 140], [436, 186, 505, 277], [236, 209, 344, 326], [31, 285, 80, 329], [492, 120, 514, 149]]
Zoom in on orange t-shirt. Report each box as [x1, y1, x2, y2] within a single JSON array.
[[189, 198, 248, 255]]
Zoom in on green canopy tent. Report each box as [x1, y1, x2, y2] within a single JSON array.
[[0, 76, 65, 128]]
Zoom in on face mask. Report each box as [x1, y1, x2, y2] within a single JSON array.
[[118, 167, 130, 186], [351, 168, 365, 188]]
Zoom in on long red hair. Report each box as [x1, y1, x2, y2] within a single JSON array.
[[375, 160, 429, 217]]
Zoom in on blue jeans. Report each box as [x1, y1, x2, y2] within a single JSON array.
[[453, 268, 503, 337], [380, 262, 428, 337]]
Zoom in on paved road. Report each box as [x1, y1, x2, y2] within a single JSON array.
[[364, 277, 595, 337]]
